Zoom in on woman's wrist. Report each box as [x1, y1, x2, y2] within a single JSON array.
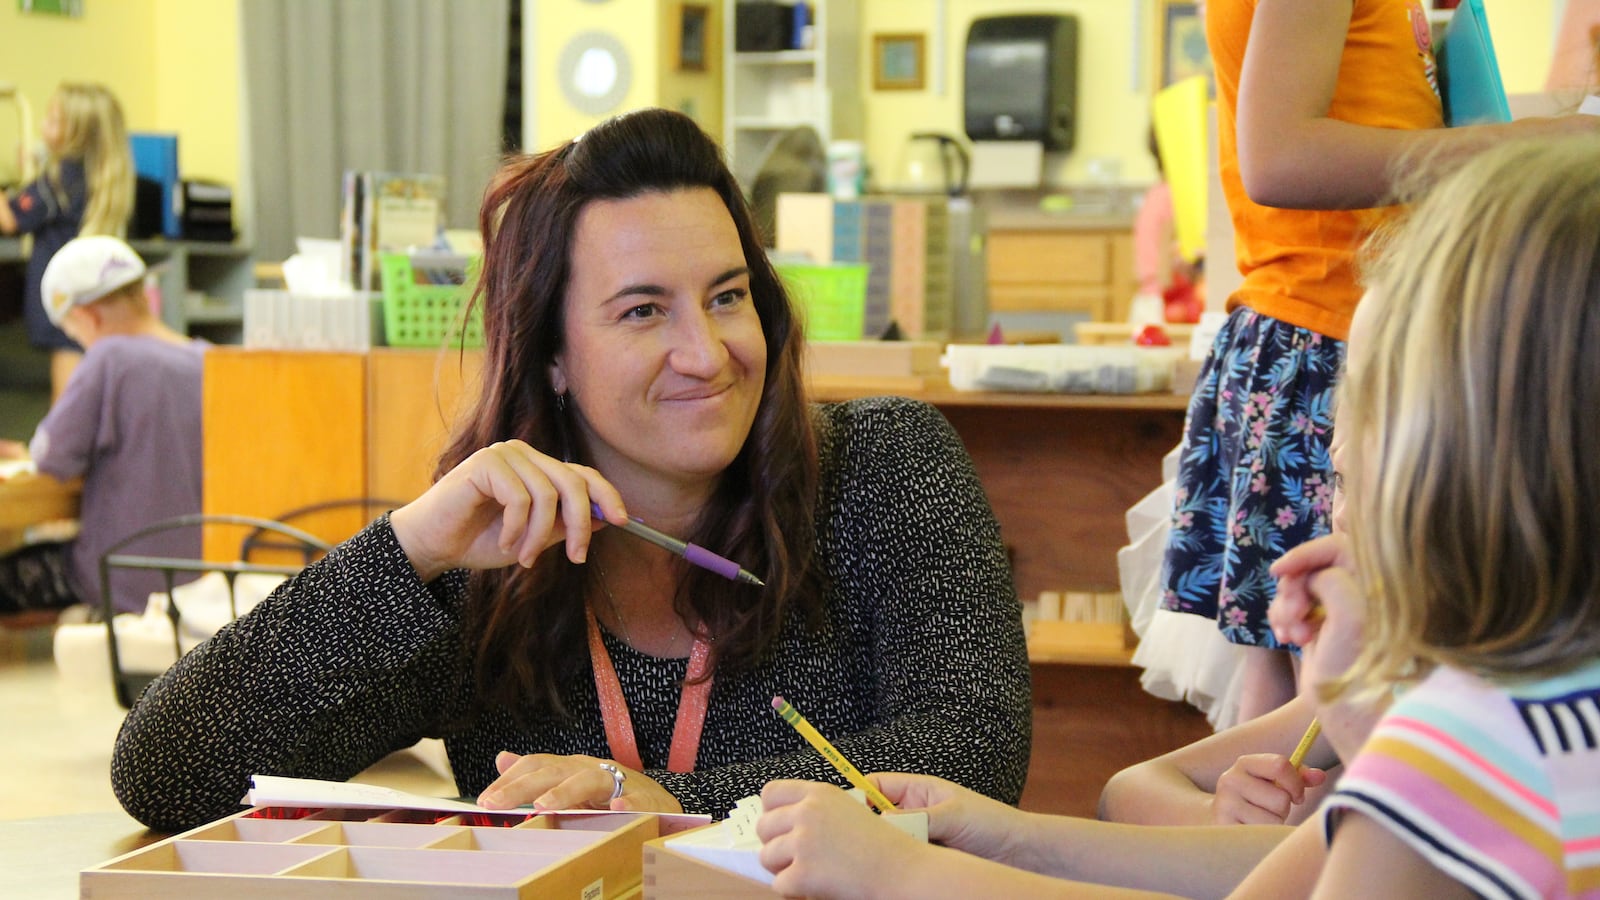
[[388, 507, 445, 583]]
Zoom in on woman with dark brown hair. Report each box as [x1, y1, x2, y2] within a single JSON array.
[[111, 108, 1031, 833]]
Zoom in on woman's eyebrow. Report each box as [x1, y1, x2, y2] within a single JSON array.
[[707, 266, 750, 289], [602, 267, 751, 305]]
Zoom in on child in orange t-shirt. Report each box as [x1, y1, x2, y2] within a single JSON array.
[[1160, 0, 1600, 722]]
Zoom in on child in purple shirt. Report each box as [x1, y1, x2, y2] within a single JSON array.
[[0, 236, 205, 617]]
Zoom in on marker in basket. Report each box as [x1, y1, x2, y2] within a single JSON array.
[[590, 501, 765, 587], [771, 695, 898, 813]]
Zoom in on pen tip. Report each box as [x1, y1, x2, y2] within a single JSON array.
[[741, 571, 766, 587]]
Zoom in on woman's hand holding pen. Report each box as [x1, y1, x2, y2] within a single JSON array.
[[390, 440, 624, 583], [478, 751, 683, 814]]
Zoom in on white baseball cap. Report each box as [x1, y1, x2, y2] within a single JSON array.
[[41, 235, 148, 326]]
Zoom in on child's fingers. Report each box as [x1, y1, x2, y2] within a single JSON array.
[[1269, 533, 1352, 578]]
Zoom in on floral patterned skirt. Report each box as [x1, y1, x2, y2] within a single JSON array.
[[1159, 307, 1345, 648]]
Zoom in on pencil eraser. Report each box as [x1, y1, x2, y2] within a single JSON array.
[[770, 696, 785, 710], [1580, 94, 1600, 116]]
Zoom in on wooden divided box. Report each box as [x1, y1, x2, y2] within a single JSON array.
[[81, 806, 661, 899]]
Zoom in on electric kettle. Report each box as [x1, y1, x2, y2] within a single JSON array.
[[895, 132, 971, 196]]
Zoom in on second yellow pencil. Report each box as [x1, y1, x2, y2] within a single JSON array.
[[771, 695, 898, 812]]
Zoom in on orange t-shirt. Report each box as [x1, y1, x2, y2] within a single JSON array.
[[1208, 0, 1443, 340]]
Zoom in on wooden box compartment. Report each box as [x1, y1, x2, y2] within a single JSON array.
[[81, 806, 660, 899]]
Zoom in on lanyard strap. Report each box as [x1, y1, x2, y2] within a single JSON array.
[[586, 607, 713, 773]]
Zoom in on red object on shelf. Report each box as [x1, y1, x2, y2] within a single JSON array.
[[1162, 273, 1203, 324], [1135, 324, 1173, 346]]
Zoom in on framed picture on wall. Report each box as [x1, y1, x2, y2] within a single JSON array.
[[678, 3, 710, 72], [873, 33, 925, 91], [1159, 1, 1212, 89]]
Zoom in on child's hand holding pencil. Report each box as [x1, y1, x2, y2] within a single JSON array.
[[770, 696, 897, 812]]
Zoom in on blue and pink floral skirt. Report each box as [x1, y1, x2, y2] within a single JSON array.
[[1159, 307, 1344, 648]]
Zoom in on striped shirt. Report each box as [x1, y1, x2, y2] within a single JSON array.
[[1325, 658, 1600, 899]]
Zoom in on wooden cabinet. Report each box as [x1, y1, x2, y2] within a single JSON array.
[[200, 347, 480, 560], [985, 218, 1136, 334]]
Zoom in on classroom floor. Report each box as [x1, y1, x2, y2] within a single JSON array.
[[0, 625, 455, 822]]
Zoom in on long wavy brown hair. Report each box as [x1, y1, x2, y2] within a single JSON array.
[[440, 108, 820, 716]]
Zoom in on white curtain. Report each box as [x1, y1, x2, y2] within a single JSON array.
[[241, 0, 510, 263]]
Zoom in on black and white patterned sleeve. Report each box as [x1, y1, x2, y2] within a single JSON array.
[[110, 515, 472, 832]]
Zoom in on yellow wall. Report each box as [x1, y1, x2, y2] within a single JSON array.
[[152, 0, 239, 188], [0, 0, 160, 186], [533, 0, 662, 150], [0, 0, 1564, 214], [0, 0, 237, 196], [859, 0, 1564, 192], [657, 0, 724, 142], [861, 0, 1162, 191], [1485, 0, 1555, 93]]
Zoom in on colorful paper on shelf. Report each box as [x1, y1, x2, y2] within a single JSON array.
[[1438, 0, 1511, 126], [1152, 75, 1208, 263]]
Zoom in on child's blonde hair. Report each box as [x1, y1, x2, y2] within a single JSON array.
[[1339, 134, 1600, 695], [48, 82, 133, 237]]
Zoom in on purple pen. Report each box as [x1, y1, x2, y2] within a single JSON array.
[[589, 501, 766, 587]]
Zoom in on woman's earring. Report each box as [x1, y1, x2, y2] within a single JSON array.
[[556, 391, 567, 413]]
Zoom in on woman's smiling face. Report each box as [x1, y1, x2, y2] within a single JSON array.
[[550, 187, 767, 497]]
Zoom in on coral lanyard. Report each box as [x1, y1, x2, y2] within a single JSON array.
[[585, 607, 713, 773]]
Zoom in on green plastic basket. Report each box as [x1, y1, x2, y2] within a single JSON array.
[[776, 262, 868, 342], [379, 253, 485, 348]]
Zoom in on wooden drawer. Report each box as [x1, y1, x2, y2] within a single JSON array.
[[987, 231, 1110, 284], [990, 283, 1111, 318]]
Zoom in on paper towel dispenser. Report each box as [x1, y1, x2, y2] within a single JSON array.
[[963, 15, 1079, 152]]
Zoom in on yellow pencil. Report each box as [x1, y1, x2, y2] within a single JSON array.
[[771, 696, 898, 812], [1288, 717, 1322, 768], [1286, 605, 1328, 769]]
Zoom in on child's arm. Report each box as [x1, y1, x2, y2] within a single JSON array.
[[1237, 0, 1600, 210], [0, 195, 18, 234], [1099, 693, 1332, 827], [1309, 812, 1476, 899], [760, 776, 1293, 899]]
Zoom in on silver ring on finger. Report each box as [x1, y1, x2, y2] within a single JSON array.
[[598, 762, 626, 801]]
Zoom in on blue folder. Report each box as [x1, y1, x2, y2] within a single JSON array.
[[1438, 0, 1511, 126], [129, 132, 181, 239]]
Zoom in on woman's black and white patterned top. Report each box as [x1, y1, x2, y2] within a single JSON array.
[[112, 397, 1032, 832]]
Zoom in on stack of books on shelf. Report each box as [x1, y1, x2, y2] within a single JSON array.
[[340, 171, 447, 293]]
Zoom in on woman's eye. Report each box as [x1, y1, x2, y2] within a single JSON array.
[[711, 288, 748, 308], [1331, 470, 1346, 491], [622, 303, 659, 320]]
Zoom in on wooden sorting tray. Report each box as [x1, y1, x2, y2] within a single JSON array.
[[81, 805, 659, 899], [642, 826, 777, 899]]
